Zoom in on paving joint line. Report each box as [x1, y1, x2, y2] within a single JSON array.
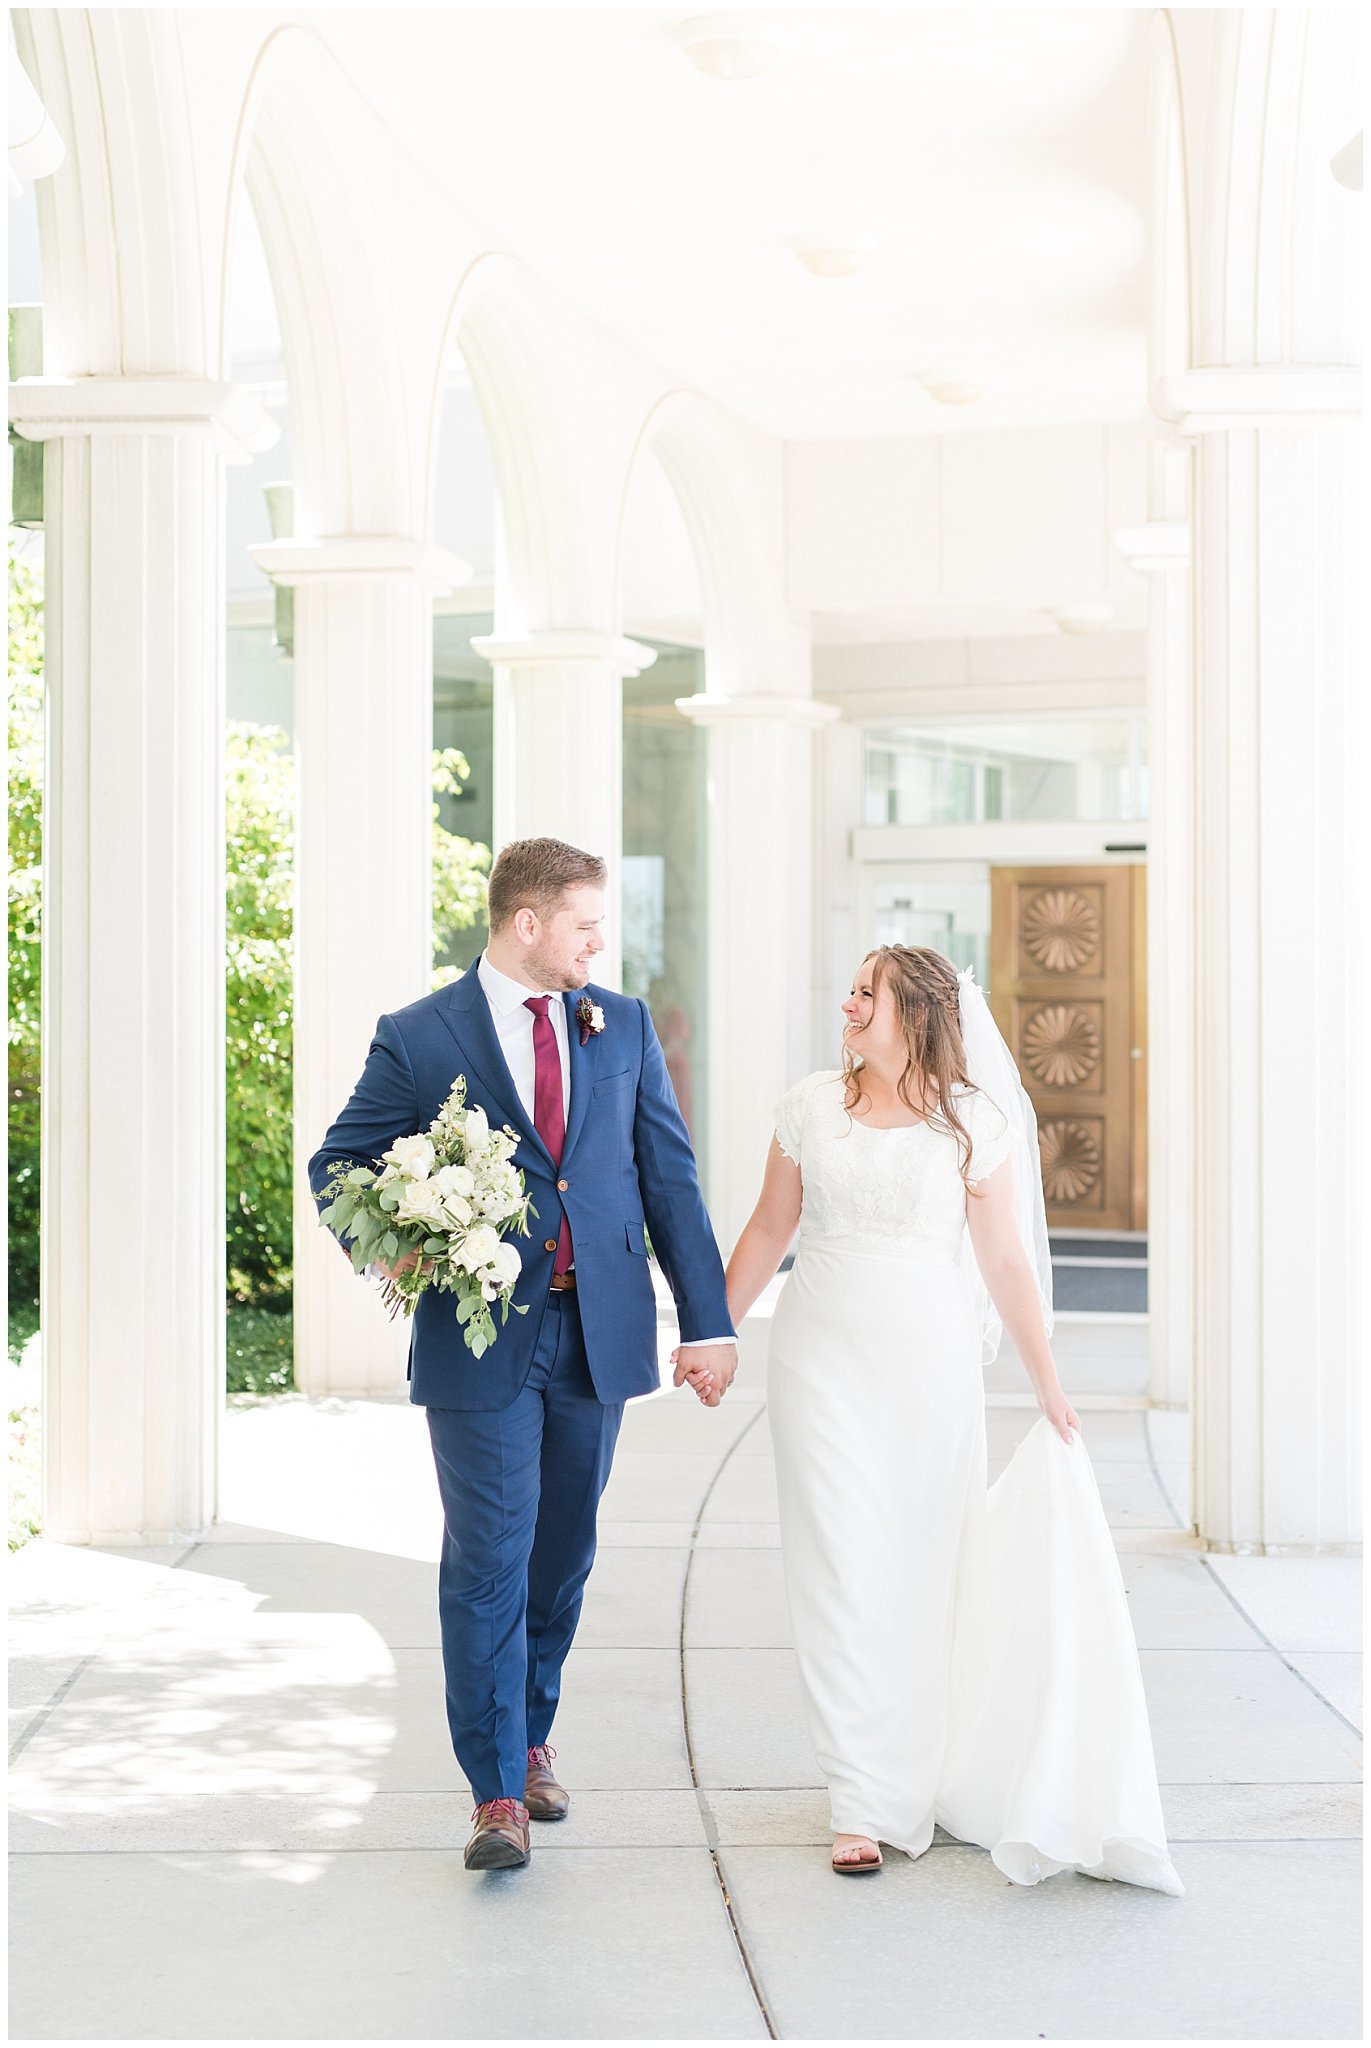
[[8, 1655, 100, 1764], [1140, 1415, 1362, 1741], [9, 1831, 1364, 1857], [1141, 1407, 1189, 1533], [1190, 1555, 1364, 1745], [677, 1398, 778, 2041], [9, 1538, 203, 1764]]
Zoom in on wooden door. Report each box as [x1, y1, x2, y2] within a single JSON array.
[[989, 865, 1146, 1233]]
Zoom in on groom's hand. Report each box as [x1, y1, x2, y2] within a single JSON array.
[[672, 1342, 738, 1407]]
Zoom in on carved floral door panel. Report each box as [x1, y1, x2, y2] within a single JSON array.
[[989, 865, 1146, 1233]]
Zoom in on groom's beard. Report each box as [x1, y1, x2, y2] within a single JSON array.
[[526, 947, 591, 993]]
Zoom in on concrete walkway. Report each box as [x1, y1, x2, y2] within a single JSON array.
[[9, 1293, 1363, 2040]]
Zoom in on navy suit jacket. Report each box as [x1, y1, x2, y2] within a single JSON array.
[[306, 961, 733, 1409]]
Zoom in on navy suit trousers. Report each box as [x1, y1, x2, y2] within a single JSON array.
[[425, 1290, 624, 1805]]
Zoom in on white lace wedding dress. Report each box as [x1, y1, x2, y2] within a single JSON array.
[[768, 1070, 1183, 1896]]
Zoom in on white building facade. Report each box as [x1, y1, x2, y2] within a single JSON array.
[[8, 8, 1362, 1555]]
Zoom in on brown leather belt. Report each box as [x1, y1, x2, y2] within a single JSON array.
[[549, 1271, 577, 1293]]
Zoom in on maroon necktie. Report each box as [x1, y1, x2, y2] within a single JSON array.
[[524, 997, 573, 1274]]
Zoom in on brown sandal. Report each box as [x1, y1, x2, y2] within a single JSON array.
[[831, 1834, 883, 1875]]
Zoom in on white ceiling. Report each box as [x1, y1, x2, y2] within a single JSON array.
[[315, 6, 1153, 440]]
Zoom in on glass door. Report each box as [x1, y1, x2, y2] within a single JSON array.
[[860, 865, 992, 991]]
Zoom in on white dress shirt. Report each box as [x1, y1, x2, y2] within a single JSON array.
[[476, 951, 571, 1127], [474, 953, 734, 1352]]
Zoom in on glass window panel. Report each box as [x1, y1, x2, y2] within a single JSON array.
[[871, 879, 991, 991], [862, 713, 1147, 826], [432, 612, 495, 978], [622, 645, 708, 1174]]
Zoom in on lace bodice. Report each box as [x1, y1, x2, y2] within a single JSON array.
[[773, 1070, 1012, 1251]]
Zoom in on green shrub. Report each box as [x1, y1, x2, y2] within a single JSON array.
[[224, 727, 490, 1318], [7, 543, 42, 1316], [225, 1301, 296, 1395]]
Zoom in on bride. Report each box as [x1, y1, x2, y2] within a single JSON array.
[[683, 945, 1182, 1895]]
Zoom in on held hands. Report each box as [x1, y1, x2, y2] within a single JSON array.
[[671, 1342, 738, 1408]]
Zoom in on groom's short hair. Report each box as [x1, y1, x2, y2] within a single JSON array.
[[487, 837, 607, 933]]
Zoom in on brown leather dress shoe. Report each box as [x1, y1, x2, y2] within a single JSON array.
[[464, 1798, 530, 1870], [524, 1744, 569, 1822]]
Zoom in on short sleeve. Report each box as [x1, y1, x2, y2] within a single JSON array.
[[772, 1074, 814, 1167], [964, 1088, 1012, 1185]]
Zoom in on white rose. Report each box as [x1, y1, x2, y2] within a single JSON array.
[[462, 1107, 489, 1147], [441, 1193, 473, 1228], [395, 1180, 446, 1229], [588, 1003, 605, 1032], [457, 1223, 500, 1272], [433, 1164, 475, 1201], [385, 1134, 435, 1181]]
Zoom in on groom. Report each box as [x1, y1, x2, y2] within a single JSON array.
[[308, 837, 737, 1870]]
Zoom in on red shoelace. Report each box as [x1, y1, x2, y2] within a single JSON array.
[[472, 1797, 528, 1824], [527, 1745, 557, 1769]]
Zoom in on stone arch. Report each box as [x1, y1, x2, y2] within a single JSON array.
[[1162, 8, 1363, 369], [424, 253, 600, 636], [222, 23, 423, 536], [13, 7, 223, 376], [1147, 11, 1192, 395], [612, 388, 790, 702]]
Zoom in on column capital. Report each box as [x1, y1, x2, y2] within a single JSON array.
[[1114, 521, 1190, 574], [471, 630, 657, 678], [673, 690, 841, 730], [250, 536, 472, 596], [1155, 366, 1361, 434], [8, 375, 278, 459]]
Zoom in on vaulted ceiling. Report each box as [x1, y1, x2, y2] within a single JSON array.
[[312, 7, 1153, 440]]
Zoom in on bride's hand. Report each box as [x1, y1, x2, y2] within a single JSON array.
[[670, 1344, 717, 1405], [1041, 1390, 1082, 1444], [375, 1251, 433, 1283]]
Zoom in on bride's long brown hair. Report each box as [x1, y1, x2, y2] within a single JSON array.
[[842, 946, 980, 1185]]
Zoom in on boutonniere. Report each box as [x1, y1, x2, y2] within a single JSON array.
[[576, 995, 606, 1046]]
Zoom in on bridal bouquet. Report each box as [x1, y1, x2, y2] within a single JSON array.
[[316, 1076, 533, 1357]]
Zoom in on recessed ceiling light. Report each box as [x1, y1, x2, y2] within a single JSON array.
[[675, 13, 782, 81], [794, 236, 874, 279], [919, 371, 987, 406], [1051, 603, 1115, 635], [1330, 131, 1362, 192]]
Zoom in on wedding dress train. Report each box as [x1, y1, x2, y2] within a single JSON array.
[[767, 1070, 1183, 1897]]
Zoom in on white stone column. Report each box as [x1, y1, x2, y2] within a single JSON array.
[[675, 691, 840, 1253], [9, 376, 276, 1544], [1171, 375, 1362, 1552], [1116, 443, 1193, 1414], [251, 538, 468, 1399], [471, 629, 658, 992]]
